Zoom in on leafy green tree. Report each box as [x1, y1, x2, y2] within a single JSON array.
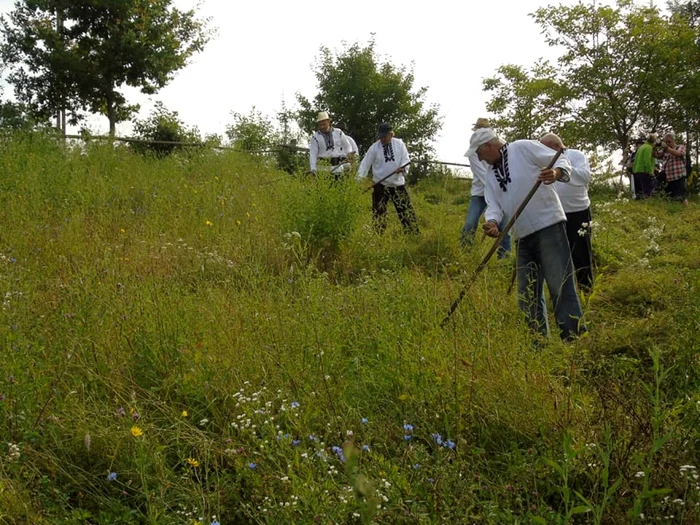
[[296, 39, 442, 166], [1, 0, 211, 135], [131, 101, 201, 156], [483, 60, 571, 142], [530, 1, 680, 154]]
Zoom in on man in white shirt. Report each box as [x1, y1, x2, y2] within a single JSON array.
[[357, 123, 419, 234], [335, 122, 359, 157], [461, 117, 510, 258], [308, 112, 353, 178], [466, 128, 585, 341], [540, 133, 594, 290]]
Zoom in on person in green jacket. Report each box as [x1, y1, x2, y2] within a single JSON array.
[[632, 134, 656, 199]]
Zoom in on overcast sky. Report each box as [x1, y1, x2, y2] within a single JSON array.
[[0, 0, 640, 166]]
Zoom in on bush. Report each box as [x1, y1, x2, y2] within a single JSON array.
[[131, 102, 202, 157]]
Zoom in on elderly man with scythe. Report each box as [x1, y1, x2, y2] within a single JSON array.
[[308, 111, 353, 179], [467, 128, 586, 341]]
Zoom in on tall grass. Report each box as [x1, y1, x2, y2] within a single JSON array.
[[0, 135, 698, 524]]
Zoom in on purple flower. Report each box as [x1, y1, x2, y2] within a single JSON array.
[[132, 412, 141, 422], [361, 418, 368, 424], [248, 462, 257, 469], [443, 439, 456, 450], [331, 446, 346, 462], [403, 424, 414, 432], [413, 464, 421, 470], [308, 435, 316, 441], [115, 407, 126, 418], [403, 435, 412, 441], [292, 439, 301, 447], [107, 472, 117, 481], [362, 445, 370, 451], [431, 433, 442, 445]]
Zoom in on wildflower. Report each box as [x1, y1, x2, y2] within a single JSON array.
[[361, 418, 368, 424], [248, 462, 257, 469], [431, 433, 443, 445], [635, 471, 645, 478], [403, 424, 414, 432], [211, 521, 220, 525], [6, 443, 20, 462], [413, 464, 421, 470], [132, 412, 141, 422], [130, 426, 143, 438], [332, 446, 346, 462], [346, 430, 353, 437], [443, 439, 456, 450], [107, 472, 117, 481], [362, 445, 370, 451], [428, 478, 435, 483], [205, 220, 213, 226], [403, 435, 412, 441], [186, 457, 200, 468], [115, 407, 125, 418], [292, 439, 301, 446], [0, 394, 5, 402], [290, 401, 300, 408], [181, 410, 188, 418], [308, 435, 316, 441], [199, 418, 209, 426]]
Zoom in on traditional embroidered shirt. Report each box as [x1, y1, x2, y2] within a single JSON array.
[[357, 137, 410, 187], [309, 128, 352, 172], [664, 144, 686, 182], [468, 152, 487, 197], [484, 140, 571, 240], [346, 135, 359, 155], [553, 149, 591, 213]]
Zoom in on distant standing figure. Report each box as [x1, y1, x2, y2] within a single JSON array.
[[309, 112, 352, 178], [661, 133, 689, 206], [357, 123, 419, 234], [540, 133, 594, 291], [461, 117, 511, 258], [632, 134, 656, 199], [335, 122, 359, 157]]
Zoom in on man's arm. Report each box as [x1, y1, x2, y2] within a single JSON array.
[[309, 135, 319, 172], [564, 150, 592, 187], [357, 143, 375, 181]]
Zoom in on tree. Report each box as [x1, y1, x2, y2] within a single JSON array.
[[131, 101, 201, 156], [483, 60, 572, 142], [1, 0, 211, 135], [296, 39, 442, 167], [529, 1, 682, 154], [226, 107, 280, 153]]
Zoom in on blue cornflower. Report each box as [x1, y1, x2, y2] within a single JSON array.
[[248, 462, 257, 469], [443, 439, 456, 450], [292, 439, 301, 446], [308, 435, 316, 441], [362, 445, 370, 451], [107, 472, 117, 481], [361, 418, 368, 424], [403, 424, 414, 432], [404, 435, 412, 441], [413, 464, 421, 470], [290, 401, 300, 408], [431, 433, 443, 445], [211, 521, 220, 525], [331, 446, 346, 462]]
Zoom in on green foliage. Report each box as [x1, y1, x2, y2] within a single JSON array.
[[296, 39, 442, 168], [130, 102, 202, 156], [0, 0, 212, 134], [0, 139, 698, 523], [483, 60, 571, 143], [226, 107, 279, 153]]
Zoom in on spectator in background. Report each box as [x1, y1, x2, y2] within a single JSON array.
[[632, 134, 656, 199], [661, 133, 689, 206], [540, 133, 594, 291], [335, 122, 359, 157], [461, 117, 511, 258]]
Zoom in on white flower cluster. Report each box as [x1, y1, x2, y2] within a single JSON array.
[[6, 442, 20, 462]]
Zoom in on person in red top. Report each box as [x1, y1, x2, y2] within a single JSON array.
[[662, 133, 689, 206]]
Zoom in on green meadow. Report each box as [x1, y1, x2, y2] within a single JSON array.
[[0, 135, 698, 524]]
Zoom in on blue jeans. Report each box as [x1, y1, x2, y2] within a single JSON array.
[[516, 222, 585, 341], [461, 196, 511, 258]]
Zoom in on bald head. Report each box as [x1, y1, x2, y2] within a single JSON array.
[[540, 133, 565, 152]]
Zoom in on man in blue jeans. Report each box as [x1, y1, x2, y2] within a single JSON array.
[[461, 118, 510, 258], [465, 128, 586, 341]]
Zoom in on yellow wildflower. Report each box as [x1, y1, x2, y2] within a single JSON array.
[[130, 426, 143, 438], [186, 457, 200, 468], [205, 220, 213, 226], [181, 410, 188, 418]]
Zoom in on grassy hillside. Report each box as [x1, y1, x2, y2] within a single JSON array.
[[0, 135, 698, 524]]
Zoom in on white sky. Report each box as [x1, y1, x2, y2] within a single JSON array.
[[0, 0, 646, 165]]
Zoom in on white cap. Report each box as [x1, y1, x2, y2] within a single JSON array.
[[465, 128, 497, 157], [316, 111, 330, 122]]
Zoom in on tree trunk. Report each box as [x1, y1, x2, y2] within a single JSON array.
[[106, 92, 116, 137]]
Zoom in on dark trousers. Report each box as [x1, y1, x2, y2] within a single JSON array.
[[633, 172, 654, 198], [372, 184, 419, 234], [564, 207, 594, 291]]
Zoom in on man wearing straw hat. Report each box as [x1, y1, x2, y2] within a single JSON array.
[[465, 128, 585, 341], [308, 111, 353, 178], [461, 117, 511, 258]]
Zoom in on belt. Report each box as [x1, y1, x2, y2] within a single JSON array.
[[330, 157, 348, 166]]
